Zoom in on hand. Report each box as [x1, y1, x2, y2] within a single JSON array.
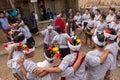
[[33, 67, 44, 75], [17, 58, 24, 66]]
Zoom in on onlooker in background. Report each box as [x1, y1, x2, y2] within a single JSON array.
[[16, 13, 29, 26], [117, 10, 120, 16], [109, 15, 120, 34], [60, 11, 66, 18], [55, 15, 66, 33], [82, 9, 90, 29], [30, 11, 39, 34], [106, 8, 116, 24], [67, 8, 74, 19], [94, 9, 101, 22], [0, 11, 10, 41], [40, 3, 47, 20], [74, 11, 82, 37], [46, 8, 54, 20], [93, 5, 98, 13], [65, 16, 76, 36]]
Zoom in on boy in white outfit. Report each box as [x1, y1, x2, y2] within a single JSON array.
[[7, 31, 27, 80], [19, 21, 35, 46], [109, 15, 120, 35], [17, 45, 80, 80], [104, 28, 118, 80], [93, 14, 107, 36], [86, 33, 113, 80], [106, 8, 116, 24]]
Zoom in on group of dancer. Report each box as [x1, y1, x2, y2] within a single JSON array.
[[2, 7, 120, 80]]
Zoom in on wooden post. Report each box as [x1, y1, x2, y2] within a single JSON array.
[[9, 0, 15, 9]]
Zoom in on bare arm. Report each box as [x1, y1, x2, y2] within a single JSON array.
[[100, 50, 111, 64], [13, 73, 23, 80], [17, 58, 27, 77], [43, 67, 62, 73], [7, 46, 15, 60]]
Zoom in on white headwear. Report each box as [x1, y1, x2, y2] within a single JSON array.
[[23, 47, 35, 54], [92, 35, 106, 46], [104, 32, 117, 40], [67, 36, 81, 51], [47, 25, 53, 29]]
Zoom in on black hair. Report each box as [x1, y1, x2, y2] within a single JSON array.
[[13, 31, 25, 43], [115, 15, 120, 20], [101, 14, 106, 19], [96, 33, 106, 48], [86, 9, 90, 11], [107, 28, 117, 35], [109, 8, 116, 12], [90, 13, 95, 19], [55, 27, 62, 34], [96, 9, 100, 13], [0, 11, 4, 14], [44, 48, 55, 63]]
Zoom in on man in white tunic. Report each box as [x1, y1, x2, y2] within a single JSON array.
[[40, 25, 58, 50]]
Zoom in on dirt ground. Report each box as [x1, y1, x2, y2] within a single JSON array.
[[0, 35, 120, 80]]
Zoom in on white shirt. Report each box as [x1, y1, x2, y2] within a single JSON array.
[[109, 22, 120, 33], [7, 50, 25, 80], [59, 52, 102, 80], [19, 25, 32, 39], [74, 15, 82, 25], [106, 14, 115, 23], [94, 21, 107, 35], [87, 19, 96, 28], [37, 60, 74, 80], [86, 49, 113, 80], [21, 59, 74, 80], [82, 14, 90, 22], [59, 52, 86, 80], [94, 14, 101, 21], [53, 33, 70, 48], [41, 29, 58, 45], [105, 42, 118, 70]]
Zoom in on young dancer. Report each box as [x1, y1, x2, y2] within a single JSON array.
[[51, 27, 70, 58], [40, 25, 58, 51], [85, 13, 96, 48], [7, 31, 27, 80], [19, 21, 35, 46]]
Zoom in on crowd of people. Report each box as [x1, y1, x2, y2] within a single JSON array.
[[1, 7, 120, 80]]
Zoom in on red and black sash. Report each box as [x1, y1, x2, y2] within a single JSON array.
[[61, 52, 85, 80]]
